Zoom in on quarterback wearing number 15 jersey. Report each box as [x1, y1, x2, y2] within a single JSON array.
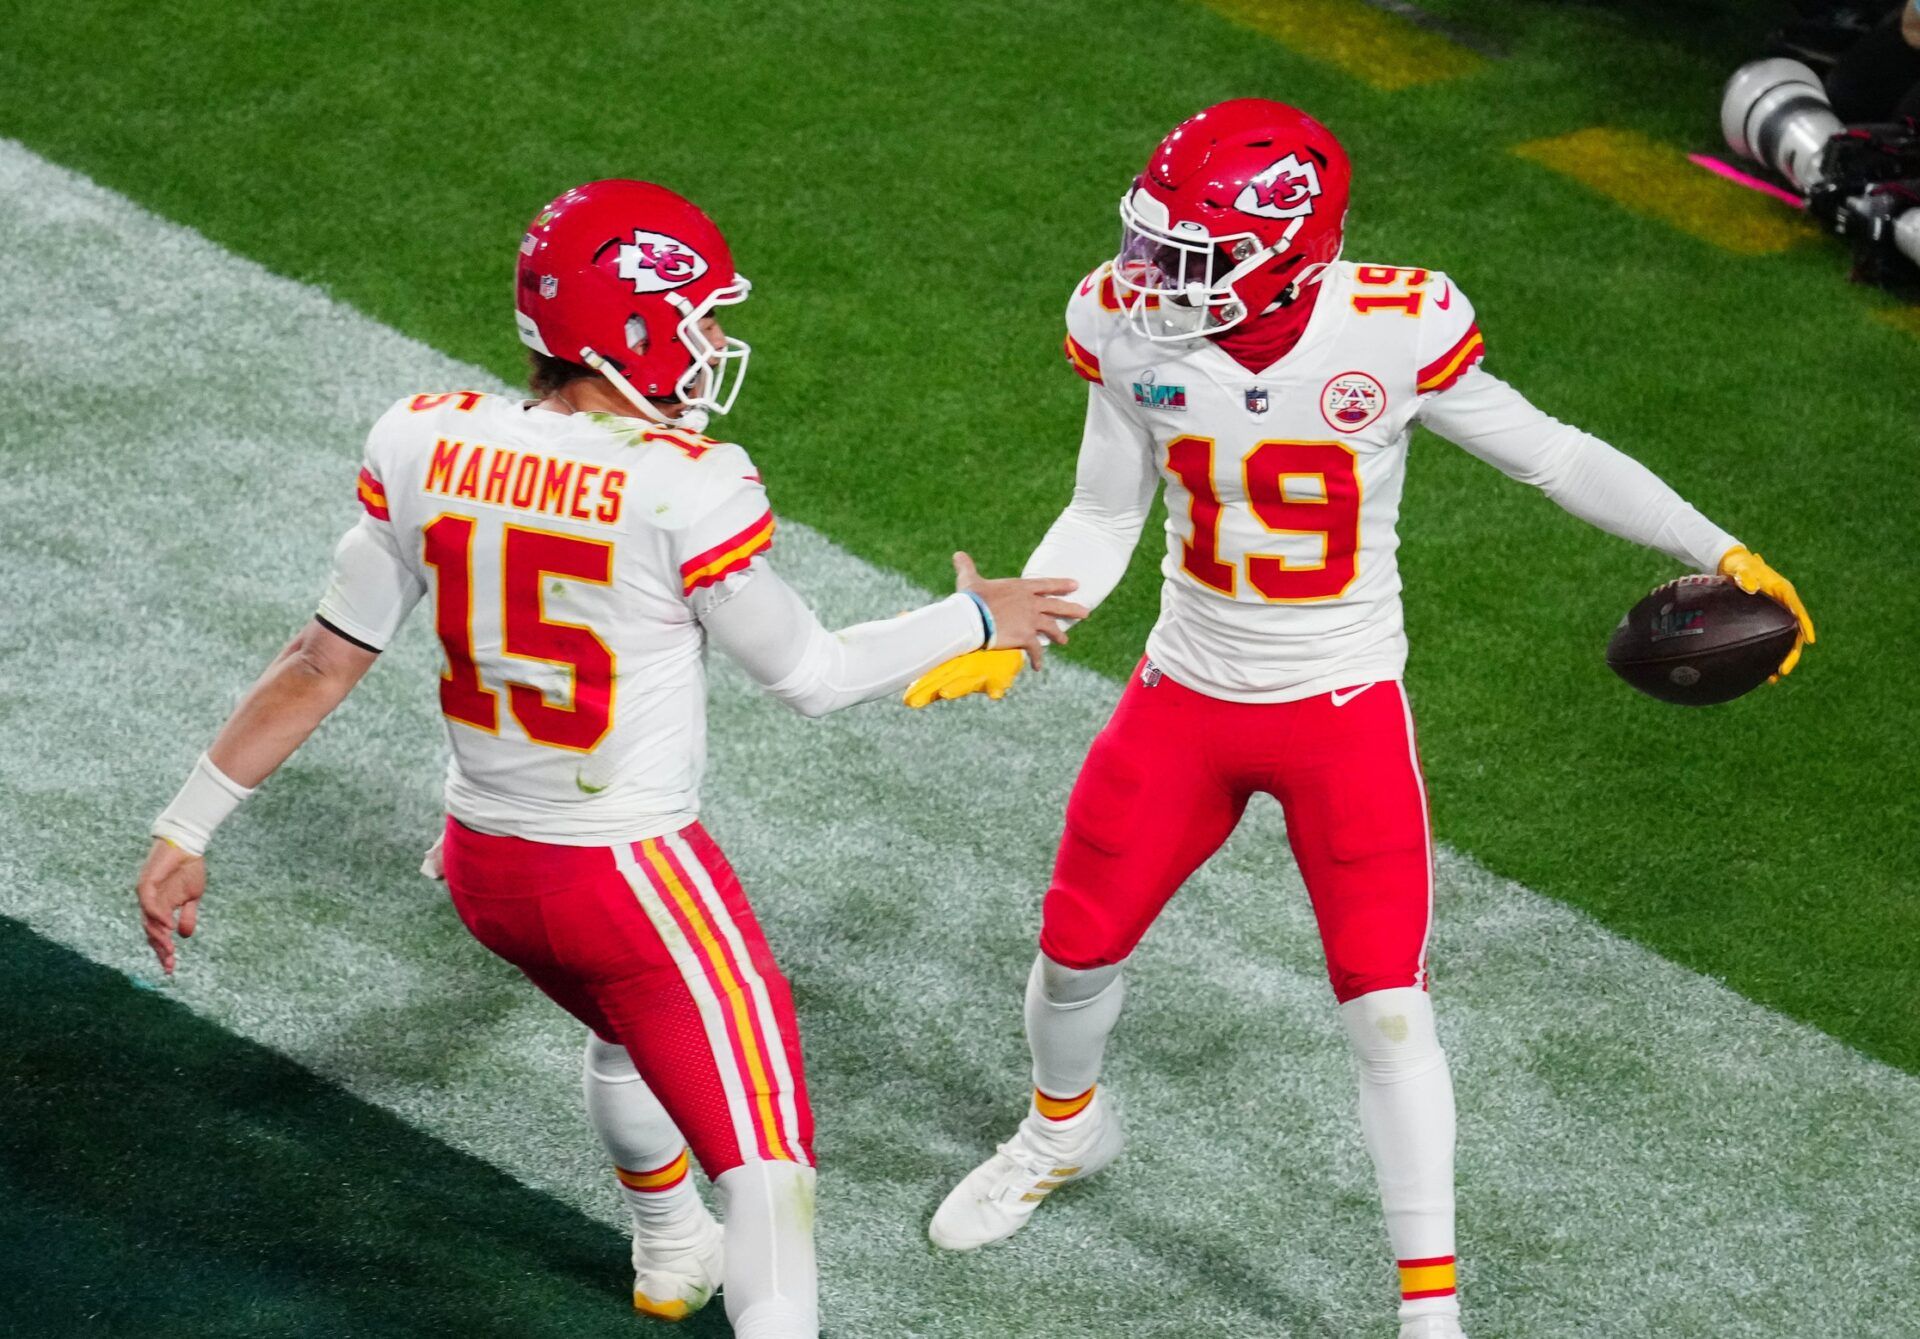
[[318, 390, 786, 844]]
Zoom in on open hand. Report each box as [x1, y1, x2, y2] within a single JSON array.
[[136, 838, 207, 974], [952, 552, 1086, 669]]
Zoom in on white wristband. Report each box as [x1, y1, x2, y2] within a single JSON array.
[[151, 753, 255, 857]]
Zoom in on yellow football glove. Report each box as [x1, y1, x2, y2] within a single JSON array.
[[903, 648, 1027, 708], [1718, 545, 1815, 680]]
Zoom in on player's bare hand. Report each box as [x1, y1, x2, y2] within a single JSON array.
[[136, 838, 206, 975], [952, 551, 1086, 669]]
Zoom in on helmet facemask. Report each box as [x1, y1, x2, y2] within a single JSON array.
[[1113, 188, 1297, 342], [584, 276, 752, 431]]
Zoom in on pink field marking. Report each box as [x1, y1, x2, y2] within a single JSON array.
[[1688, 153, 1808, 209]]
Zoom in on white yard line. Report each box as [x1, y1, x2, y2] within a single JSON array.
[[1, 139, 1913, 1338]]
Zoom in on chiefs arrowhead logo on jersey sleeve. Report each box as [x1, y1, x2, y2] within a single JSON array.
[[614, 230, 711, 293], [1235, 154, 1324, 221]]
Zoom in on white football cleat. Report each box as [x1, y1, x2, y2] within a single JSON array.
[[1398, 1315, 1466, 1339], [928, 1092, 1124, 1251], [630, 1212, 724, 1321]]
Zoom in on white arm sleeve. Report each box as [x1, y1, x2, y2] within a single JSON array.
[[1416, 366, 1740, 572], [1020, 388, 1159, 613], [700, 565, 985, 719], [315, 515, 426, 651]]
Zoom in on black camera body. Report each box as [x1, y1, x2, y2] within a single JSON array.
[[1724, 60, 1920, 292], [1810, 122, 1920, 288]]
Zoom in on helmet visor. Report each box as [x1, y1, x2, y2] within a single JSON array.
[[1112, 195, 1259, 341]]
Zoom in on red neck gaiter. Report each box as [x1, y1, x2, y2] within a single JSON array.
[[1207, 281, 1322, 374]]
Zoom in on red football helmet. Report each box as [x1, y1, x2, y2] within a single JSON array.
[[1113, 99, 1351, 342], [514, 179, 751, 426]]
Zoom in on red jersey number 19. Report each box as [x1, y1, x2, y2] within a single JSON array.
[[1166, 437, 1361, 603]]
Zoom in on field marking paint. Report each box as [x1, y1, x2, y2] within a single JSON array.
[[1198, 0, 1485, 91], [1514, 127, 1816, 256], [1, 139, 1914, 1337], [1873, 305, 1920, 341]]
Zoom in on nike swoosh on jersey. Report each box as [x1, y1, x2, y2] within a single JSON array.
[[1435, 284, 1453, 311], [1328, 683, 1376, 707]]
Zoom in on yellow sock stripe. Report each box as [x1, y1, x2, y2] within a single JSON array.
[[1512, 128, 1814, 256], [1398, 1258, 1458, 1297], [639, 840, 794, 1163], [616, 1149, 690, 1192], [1199, 0, 1484, 91], [1033, 1085, 1095, 1120]]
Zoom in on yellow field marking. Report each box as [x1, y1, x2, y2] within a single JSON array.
[[1871, 306, 1920, 341], [1512, 127, 1816, 256], [1200, 0, 1484, 91]]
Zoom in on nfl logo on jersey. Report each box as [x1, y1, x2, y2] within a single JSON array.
[[1245, 387, 1270, 415]]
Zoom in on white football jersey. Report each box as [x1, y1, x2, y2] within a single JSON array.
[[1059, 260, 1488, 702], [318, 392, 777, 844]]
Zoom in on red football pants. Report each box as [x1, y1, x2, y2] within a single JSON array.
[[1041, 663, 1435, 1003], [442, 818, 814, 1178]]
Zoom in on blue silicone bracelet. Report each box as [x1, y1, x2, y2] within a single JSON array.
[[962, 590, 994, 647]]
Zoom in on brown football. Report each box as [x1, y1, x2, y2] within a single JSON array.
[[1605, 575, 1798, 706]]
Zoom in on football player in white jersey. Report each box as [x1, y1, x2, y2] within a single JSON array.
[[133, 179, 1085, 1339], [913, 101, 1815, 1338]]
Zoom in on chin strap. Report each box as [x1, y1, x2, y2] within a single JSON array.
[[577, 347, 708, 432]]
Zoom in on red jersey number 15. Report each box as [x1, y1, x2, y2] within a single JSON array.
[[422, 515, 617, 752]]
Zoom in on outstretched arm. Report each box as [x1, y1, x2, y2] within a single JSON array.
[[701, 554, 1084, 718], [1020, 389, 1160, 613], [1417, 366, 1813, 670], [137, 618, 379, 972], [906, 388, 1158, 707], [1417, 366, 1740, 570]]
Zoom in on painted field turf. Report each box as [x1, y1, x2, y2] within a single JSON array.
[[2, 141, 1916, 1338], [1, 0, 1912, 1076]]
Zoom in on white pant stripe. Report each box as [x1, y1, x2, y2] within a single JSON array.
[[610, 840, 760, 1163], [1395, 682, 1437, 990], [665, 830, 808, 1164]]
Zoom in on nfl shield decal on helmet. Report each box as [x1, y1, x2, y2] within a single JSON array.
[[614, 230, 710, 294], [538, 274, 559, 299], [1245, 386, 1270, 415], [1320, 371, 1386, 433]]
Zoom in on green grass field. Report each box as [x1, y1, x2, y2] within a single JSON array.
[[2, 2, 1916, 1335]]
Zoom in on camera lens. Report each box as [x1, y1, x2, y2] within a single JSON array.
[[1722, 58, 1846, 193], [1895, 209, 1920, 269]]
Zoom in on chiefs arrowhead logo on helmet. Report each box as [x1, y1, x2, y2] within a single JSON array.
[[614, 230, 711, 294], [1235, 154, 1324, 221]]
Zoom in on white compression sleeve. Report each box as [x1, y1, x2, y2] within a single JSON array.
[[701, 564, 984, 718], [1025, 953, 1126, 1099], [1416, 367, 1739, 572], [1021, 388, 1159, 615], [715, 1160, 819, 1338], [1341, 987, 1459, 1321], [583, 1035, 709, 1235]]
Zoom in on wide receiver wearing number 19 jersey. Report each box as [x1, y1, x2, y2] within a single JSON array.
[[137, 179, 1081, 1339], [919, 100, 1814, 1339]]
